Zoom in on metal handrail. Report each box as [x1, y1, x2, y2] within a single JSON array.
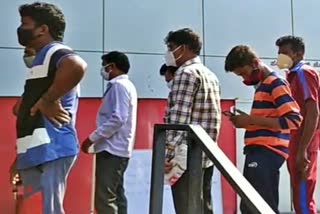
[[149, 124, 275, 214]]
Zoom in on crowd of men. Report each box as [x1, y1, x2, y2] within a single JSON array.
[[9, 2, 319, 214]]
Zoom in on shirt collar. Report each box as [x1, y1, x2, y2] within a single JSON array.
[[176, 56, 201, 75], [109, 74, 128, 83], [290, 61, 305, 73]]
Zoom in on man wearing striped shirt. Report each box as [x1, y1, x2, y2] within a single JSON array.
[[163, 28, 221, 214], [225, 45, 302, 214]]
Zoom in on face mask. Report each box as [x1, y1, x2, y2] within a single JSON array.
[[166, 80, 173, 90], [242, 68, 263, 86], [164, 46, 183, 67], [276, 54, 293, 69], [17, 27, 36, 46], [100, 64, 112, 80], [23, 56, 35, 68]]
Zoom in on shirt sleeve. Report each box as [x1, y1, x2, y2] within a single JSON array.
[[165, 70, 199, 159], [271, 78, 303, 130], [169, 70, 199, 124], [297, 68, 319, 102], [51, 49, 75, 69], [89, 83, 130, 142]]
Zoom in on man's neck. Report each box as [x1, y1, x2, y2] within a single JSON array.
[[292, 58, 304, 69], [261, 64, 273, 80], [177, 54, 198, 67], [33, 38, 55, 53]]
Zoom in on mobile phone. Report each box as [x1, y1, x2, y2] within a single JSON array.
[[223, 105, 236, 116], [222, 111, 234, 117]]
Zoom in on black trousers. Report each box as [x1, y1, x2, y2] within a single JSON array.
[[240, 146, 285, 214], [171, 166, 214, 214], [95, 151, 129, 214]]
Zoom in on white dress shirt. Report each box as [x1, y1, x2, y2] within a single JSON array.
[[89, 74, 138, 158]]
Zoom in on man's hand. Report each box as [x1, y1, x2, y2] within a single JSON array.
[[81, 137, 94, 154], [9, 160, 20, 185], [229, 109, 251, 128], [165, 159, 174, 174], [30, 98, 71, 127], [12, 98, 22, 116], [296, 148, 310, 180]]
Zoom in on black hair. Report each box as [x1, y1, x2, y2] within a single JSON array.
[[165, 28, 202, 55], [159, 64, 177, 76], [225, 45, 257, 72], [275, 35, 305, 53], [101, 51, 130, 74], [19, 2, 66, 41]]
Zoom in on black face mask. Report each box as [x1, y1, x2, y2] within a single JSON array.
[[17, 27, 36, 46]]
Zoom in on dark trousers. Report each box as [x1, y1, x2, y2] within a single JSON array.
[[95, 151, 129, 214], [171, 166, 214, 214], [240, 146, 285, 214]]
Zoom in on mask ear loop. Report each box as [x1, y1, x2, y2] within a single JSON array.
[[174, 45, 184, 61], [102, 63, 113, 73]]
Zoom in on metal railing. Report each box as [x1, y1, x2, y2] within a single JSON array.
[[149, 124, 275, 214]]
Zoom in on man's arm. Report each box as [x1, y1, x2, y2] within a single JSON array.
[[169, 71, 199, 124], [12, 97, 22, 116], [298, 70, 320, 150], [166, 70, 199, 160], [231, 79, 302, 129], [30, 55, 87, 125], [250, 79, 302, 130], [296, 69, 319, 178], [42, 55, 87, 102], [82, 83, 130, 153], [89, 84, 130, 142], [299, 100, 319, 150]]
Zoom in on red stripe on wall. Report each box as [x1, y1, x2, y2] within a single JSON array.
[[0, 98, 19, 214], [0, 98, 236, 214], [220, 100, 237, 214]]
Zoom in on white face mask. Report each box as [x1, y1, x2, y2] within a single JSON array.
[[276, 54, 293, 69], [166, 80, 173, 90], [100, 64, 112, 80], [164, 46, 183, 67], [23, 55, 35, 68]]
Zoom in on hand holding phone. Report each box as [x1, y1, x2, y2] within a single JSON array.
[[222, 111, 235, 117], [222, 105, 236, 117]]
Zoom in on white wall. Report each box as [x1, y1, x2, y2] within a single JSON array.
[[3, 0, 320, 99]]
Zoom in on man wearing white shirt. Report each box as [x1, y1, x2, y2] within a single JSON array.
[[81, 51, 138, 214]]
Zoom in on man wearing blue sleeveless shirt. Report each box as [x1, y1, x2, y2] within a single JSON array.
[[13, 2, 87, 214]]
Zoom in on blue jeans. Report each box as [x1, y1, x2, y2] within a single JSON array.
[[240, 146, 285, 214], [20, 155, 77, 214]]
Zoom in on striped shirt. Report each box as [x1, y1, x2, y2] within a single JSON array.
[[165, 56, 221, 167], [245, 72, 302, 158]]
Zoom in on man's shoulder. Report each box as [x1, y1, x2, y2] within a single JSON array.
[[300, 65, 320, 81], [265, 73, 287, 85], [259, 75, 289, 94], [112, 77, 137, 94], [179, 63, 209, 76]]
